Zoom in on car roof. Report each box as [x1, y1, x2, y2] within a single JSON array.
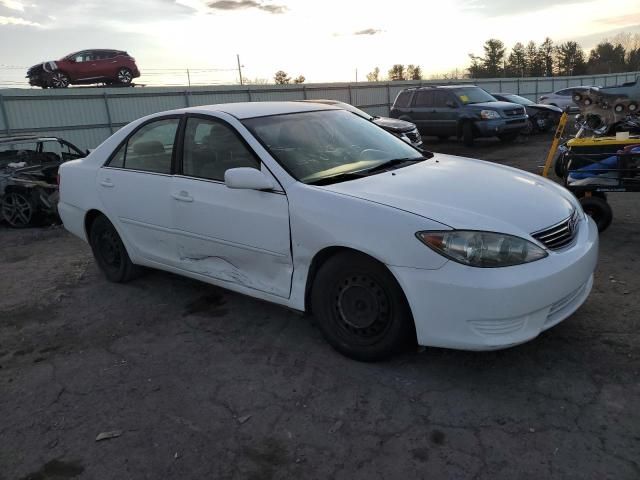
[[186, 101, 340, 120], [0, 135, 62, 145]]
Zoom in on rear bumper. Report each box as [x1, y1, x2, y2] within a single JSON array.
[[390, 216, 599, 350], [58, 201, 88, 242], [474, 117, 527, 136]]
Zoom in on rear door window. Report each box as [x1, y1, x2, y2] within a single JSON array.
[[413, 90, 434, 107], [433, 91, 449, 108], [107, 118, 180, 174]]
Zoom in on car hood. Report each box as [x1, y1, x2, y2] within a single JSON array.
[[321, 154, 577, 236], [467, 101, 521, 110], [527, 104, 563, 114], [373, 116, 416, 132]]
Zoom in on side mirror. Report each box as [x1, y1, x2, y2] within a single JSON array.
[[224, 167, 274, 191], [446, 101, 457, 108]]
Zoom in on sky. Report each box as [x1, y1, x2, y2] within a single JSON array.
[[1, 0, 640, 87]]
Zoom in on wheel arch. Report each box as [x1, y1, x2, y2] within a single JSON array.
[[303, 246, 408, 313]]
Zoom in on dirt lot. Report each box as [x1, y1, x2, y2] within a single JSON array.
[[1, 134, 639, 479]]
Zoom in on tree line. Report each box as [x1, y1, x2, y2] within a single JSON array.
[[365, 32, 640, 81]]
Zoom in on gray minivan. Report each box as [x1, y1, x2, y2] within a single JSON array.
[[389, 85, 528, 146]]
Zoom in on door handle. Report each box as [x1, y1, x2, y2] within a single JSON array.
[[172, 191, 194, 202], [100, 179, 114, 188]]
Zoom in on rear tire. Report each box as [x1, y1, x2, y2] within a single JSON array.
[[310, 252, 415, 361], [462, 122, 474, 147], [89, 215, 140, 282], [580, 196, 613, 232]]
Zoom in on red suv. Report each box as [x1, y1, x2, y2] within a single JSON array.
[[27, 49, 140, 88]]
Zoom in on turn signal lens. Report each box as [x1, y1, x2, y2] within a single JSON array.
[[417, 231, 548, 268]]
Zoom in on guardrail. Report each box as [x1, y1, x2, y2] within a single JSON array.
[[0, 71, 638, 149]]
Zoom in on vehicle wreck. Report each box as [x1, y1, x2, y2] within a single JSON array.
[[572, 79, 640, 134], [0, 135, 85, 227]]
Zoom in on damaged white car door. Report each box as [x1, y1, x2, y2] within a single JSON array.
[[97, 116, 181, 265], [171, 115, 293, 298]]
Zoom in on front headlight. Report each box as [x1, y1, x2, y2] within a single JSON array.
[[480, 110, 501, 120], [416, 230, 548, 268]]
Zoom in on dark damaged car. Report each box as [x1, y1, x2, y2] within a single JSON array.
[[0, 135, 85, 227], [492, 93, 563, 134], [299, 99, 423, 149]]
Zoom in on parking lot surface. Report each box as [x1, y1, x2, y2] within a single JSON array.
[[1, 134, 639, 479]]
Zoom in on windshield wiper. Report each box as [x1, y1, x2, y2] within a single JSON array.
[[358, 156, 428, 175], [306, 171, 367, 186]]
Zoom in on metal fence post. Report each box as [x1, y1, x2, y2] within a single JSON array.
[[0, 93, 10, 135], [184, 90, 191, 107], [386, 83, 391, 115], [348, 84, 353, 105], [516, 78, 520, 95], [103, 91, 114, 134], [247, 86, 253, 102], [302, 85, 307, 99]]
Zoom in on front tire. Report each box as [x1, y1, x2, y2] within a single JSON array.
[[462, 122, 474, 147], [580, 196, 613, 232], [1, 191, 35, 228], [311, 252, 415, 361], [89, 215, 139, 282], [50, 71, 69, 88]]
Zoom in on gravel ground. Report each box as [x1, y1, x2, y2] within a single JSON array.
[[0, 134, 639, 479]]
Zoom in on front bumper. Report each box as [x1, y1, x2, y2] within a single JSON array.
[[474, 117, 527, 136], [389, 216, 598, 350]]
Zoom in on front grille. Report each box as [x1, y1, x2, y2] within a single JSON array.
[[531, 210, 580, 250], [505, 107, 525, 117]]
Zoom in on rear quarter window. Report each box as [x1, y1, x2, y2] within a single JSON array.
[[393, 91, 412, 108]]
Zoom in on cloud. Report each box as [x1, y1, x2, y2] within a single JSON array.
[[0, 15, 39, 26], [353, 28, 382, 36], [0, 0, 24, 11], [207, 0, 287, 14], [461, 0, 580, 16]]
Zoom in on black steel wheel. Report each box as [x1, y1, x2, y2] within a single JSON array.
[[311, 252, 415, 361], [522, 118, 535, 135], [116, 68, 133, 85], [1, 191, 35, 228], [50, 71, 69, 88], [554, 152, 568, 178], [580, 196, 613, 232], [89, 215, 140, 282]]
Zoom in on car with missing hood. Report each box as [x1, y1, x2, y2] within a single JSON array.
[[57, 101, 598, 361], [26, 49, 140, 88], [299, 99, 423, 149], [1, 135, 85, 227], [491, 93, 563, 134]]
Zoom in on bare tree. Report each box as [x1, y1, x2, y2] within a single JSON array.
[[388, 64, 406, 81], [274, 70, 291, 84], [293, 75, 305, 84], [366, 67, 380, 82], [406, 65, 423, 80]]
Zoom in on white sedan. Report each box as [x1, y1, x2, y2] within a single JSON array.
[[58, 102, 598, 361]]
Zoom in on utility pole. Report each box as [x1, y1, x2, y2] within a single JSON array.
[[237, 54, 243, 85], [355, 68, 358, 82]]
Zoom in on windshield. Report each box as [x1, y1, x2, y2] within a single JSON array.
[[501, 94, 534, 106], [454, 87, 497, 105], [243, 110, 427, 184]]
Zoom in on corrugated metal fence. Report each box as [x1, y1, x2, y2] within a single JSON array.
[[0, 71, 638, 150]]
